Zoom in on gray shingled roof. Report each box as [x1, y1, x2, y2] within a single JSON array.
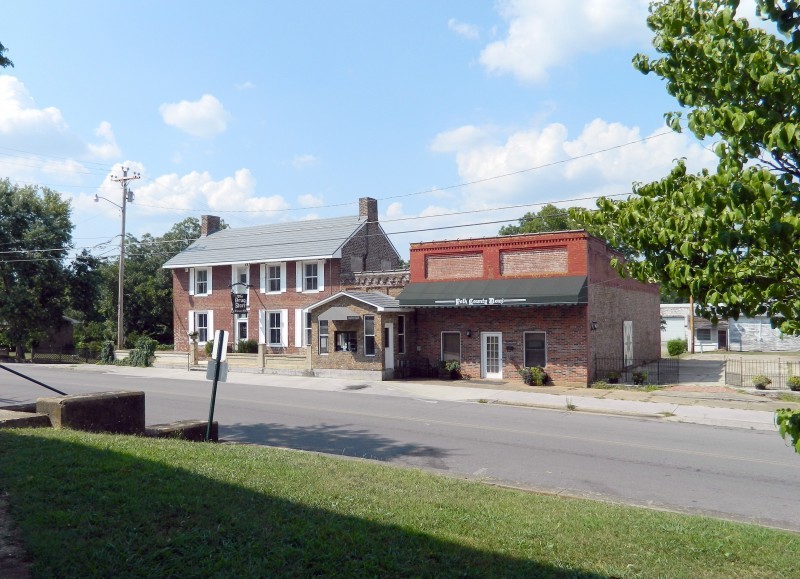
[[163, 215, 364, 268], [307, 290, 411, 312]]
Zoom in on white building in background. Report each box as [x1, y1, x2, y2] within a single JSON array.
[[660, 304, 800, 352]]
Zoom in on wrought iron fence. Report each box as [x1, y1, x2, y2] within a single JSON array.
[[593, 357, 679, 386], [725, 358, 800, 390], [30, 346, 101, 364]]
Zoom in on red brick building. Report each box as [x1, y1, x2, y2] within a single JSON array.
[[394, 231, 660, 386], [163, 198, 401, 353]]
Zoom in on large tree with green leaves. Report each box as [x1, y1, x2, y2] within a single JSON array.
[[499, 204, 581, 235], [0, 179, 72, 355], [578, 0, 800, 336]]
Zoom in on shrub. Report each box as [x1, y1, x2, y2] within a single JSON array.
[[237, 339, 258, 353], [128, 337, 157, 368], [99, 341, 115, 365], [667, 338, 688, 357], [787, 376, 800, 392], [205, 340, 214, 357], [439, 360, 461, 379], [752, 374, 772, 390], [607, 371, 619, 384], [632, 370, 647, 385], [518, 366, 547, 386]]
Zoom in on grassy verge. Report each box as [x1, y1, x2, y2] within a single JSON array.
[[1, 429, 797, 578]]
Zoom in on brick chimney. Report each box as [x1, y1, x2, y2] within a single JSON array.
[[359, 197, 378, 222], [201, 215, 221, 236]]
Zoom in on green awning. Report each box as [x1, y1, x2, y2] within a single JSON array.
[[397, 276, 588, 308]]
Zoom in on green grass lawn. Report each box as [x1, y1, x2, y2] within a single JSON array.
[[0, 429, 797, 578]]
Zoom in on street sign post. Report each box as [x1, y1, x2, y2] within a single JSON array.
[[206, 329, 229, 441]]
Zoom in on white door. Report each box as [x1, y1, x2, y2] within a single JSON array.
[[623, 321, 633, 367], [481, 332, 502, 379], [384, 323, 394, 371]]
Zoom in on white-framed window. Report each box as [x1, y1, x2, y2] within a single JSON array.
[[524, 331, 546, 368], [364, 315, 376, 356], [319, 320, 329, 354], [441, 332, 461, 362], [190, 267, 212, 296], [232, 265, 249, 290], [305, 262, 318, 291], [397, 315, 406, 354], [295, 260, 325, 293], [260, 262, 286, 294], [696, 328, 712, 341], [189, 310, 214, 344], [306, 312, 312, 346], [236, 314, 248, 342], [259, 309, 288, 347]]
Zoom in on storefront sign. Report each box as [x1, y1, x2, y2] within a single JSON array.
[[434, 297, 528, 306], [231, 292, 248, 314]]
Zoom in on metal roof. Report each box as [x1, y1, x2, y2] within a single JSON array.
[[397, 276, 588, 307], [163, 215, 364, 268]]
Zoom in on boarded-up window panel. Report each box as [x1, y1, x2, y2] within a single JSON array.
[[500, 248, 568, 276], [426, 254, 483, 280]]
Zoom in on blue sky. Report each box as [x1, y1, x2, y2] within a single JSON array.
[[4, 0, 754, 261]]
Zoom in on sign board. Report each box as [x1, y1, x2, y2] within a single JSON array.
[[231, 292, 248, 314], [210, 330, 229, 362], [206, 359, 228, 382]]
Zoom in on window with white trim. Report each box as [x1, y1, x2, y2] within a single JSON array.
[[268, 312, 282, 346], [306, 312, 312, 346], [696, 328, 712, 341], [441, 332, 460, 362], [319, 320, 329, 354], [236, 314, 248, 342], [268, 265, 281, 292], [196, 312, 209, 343], [194, 268, 210, 295], [524, 332, 546, 368], [364, 315, 376, 356], [304, 262, 318, 291], [397, 315, 406, 354]]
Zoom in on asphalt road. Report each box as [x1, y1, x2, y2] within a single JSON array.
[[3, 365, 799, 532]]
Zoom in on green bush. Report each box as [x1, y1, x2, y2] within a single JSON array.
[[787, 376, 800, 392], [99, 341, 115, 365], [752, 374, 772, 389], [205, 340, 214, 357], [667, 339, 688, 357], [518, 366, 547, 386], [128, 337, 157, 368], [237, 339, 258, 353]]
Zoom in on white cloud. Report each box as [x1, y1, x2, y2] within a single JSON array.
[[87, 121, 121, 159], [429, 125, 491, 153], [0, 75, 68, 135], [236, 81, 255, 90], [430, 118, 717, 211], [448, 18, 479, 40], [292, 154, 318, 168], [480, 0, 650, 82], [159, 94, 231, 138], [298, 194, 323, 207]]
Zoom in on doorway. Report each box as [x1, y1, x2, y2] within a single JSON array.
[[717, 329, 728, 350], [481, 332, 503, 379], [384, 323, 394, 371]]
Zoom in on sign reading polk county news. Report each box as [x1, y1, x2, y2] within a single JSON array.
[[231, 292, 248, 315], [433, 297, 527, 306]]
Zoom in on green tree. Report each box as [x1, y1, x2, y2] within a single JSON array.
[[0, 179, 72, 356], [499, 204, 580, 235], [0, 41, 12, 68], [577, 0, 800, 336]]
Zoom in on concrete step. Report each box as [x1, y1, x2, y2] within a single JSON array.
[[0, 409, 51, 429]]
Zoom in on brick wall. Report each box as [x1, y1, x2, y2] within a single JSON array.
[[340, 222, 401, 281], [410, 231, 589, 282], [500, 247, 568, 276], [425, 254, 484, 280], [414, 305, 589, 385]]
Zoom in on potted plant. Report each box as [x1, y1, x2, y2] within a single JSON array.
[[607, 371, 619, 384], [439, 359, 461, 380], [787, 376, 800, 392], [752, 374, 772, 390], [632, 370, 647, 385]]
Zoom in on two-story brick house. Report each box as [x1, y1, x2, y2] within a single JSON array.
[[163, 198, 401, 353]]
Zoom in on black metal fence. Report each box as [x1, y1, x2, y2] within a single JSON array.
[[725, 358, 800, 390], [29, 346, 101, 364], [593, 357, 679, 386]]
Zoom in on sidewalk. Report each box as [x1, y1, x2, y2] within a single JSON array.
[[22, 360, 799, 432]]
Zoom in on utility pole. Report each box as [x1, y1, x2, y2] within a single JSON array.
[[110, 167, 140, 350]]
